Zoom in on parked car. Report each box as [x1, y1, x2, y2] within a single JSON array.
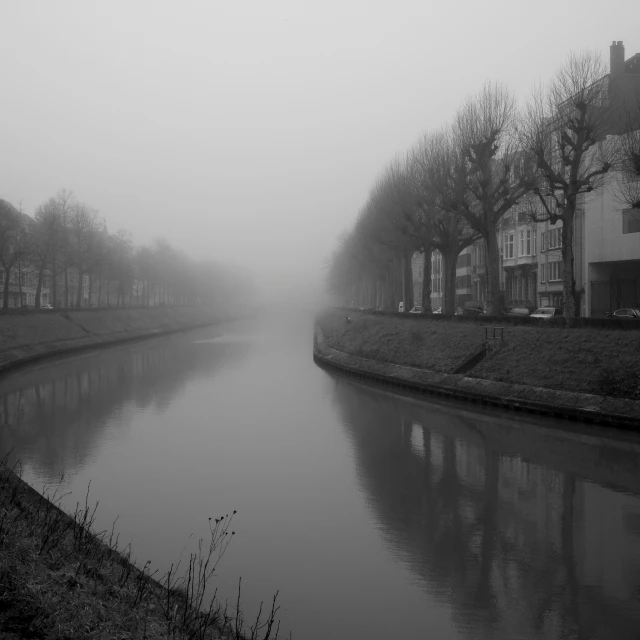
[[530, 307, 563, 319], [456, 301, 485, 317], [40, 304, 54, 310], [507, 307, 530, 316], [605, 308, 640, 319], [433, 307, 442, 314], [409, 305, 422, 314]]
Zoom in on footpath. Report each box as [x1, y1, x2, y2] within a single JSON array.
[[315, 309, 640, 430]]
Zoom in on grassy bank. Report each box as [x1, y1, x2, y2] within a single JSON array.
[[0, 306, 232, 376], [318, 309, 640, 399], [0, 458, 283, 640]]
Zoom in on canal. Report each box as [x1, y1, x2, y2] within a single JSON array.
[[1, 311, 640, 639]]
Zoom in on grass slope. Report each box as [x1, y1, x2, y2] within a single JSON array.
[[318, 310, 640, 399], [0, 459, 283, 640]]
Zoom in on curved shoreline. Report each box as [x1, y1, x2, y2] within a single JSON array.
[[0, 307, 271, 639], [313, 326, 640, 431], [0, 306, 229, 380]]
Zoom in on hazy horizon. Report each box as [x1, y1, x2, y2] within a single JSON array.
[[2, 0, 638, 295]]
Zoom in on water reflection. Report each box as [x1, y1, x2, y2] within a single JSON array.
[[1, 317, 640, 639], [0, 327, 249, 480], [330, 376, 640, 639]]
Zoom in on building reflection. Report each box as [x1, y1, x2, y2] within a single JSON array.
[[0, 331, 248, 479], [330, 376, 640, 639]]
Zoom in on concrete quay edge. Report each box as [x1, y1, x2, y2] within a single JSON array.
[[313, 327, 640, 431]]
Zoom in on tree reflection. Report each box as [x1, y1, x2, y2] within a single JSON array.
[[329, 375, 640, 639], [0, 331, 247, 478]]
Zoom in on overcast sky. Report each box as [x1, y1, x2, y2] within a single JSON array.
[[1, 1, 638, 293]]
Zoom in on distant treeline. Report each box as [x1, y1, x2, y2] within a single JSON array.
[[0, 189, 254, 310]]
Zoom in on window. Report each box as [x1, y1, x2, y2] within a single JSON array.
[[541, 232, 546, 252], [548, 226, 562, 249], [418, 267, 423, 280], [456, 252, 471, 268], [548, 261, 563, 282], [540, 263, 546, 283], [533, 234, 537, 255], [504, 233, 514, 259], [432, 251, 442, 274], [519, 229, 532, 256], [623, 209, 640, 234]]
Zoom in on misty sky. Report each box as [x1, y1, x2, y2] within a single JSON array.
[[1, 1, 638, 292]]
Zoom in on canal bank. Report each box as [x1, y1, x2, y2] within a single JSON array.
[[0, 312, 279, 640], [0, 458, 275, 640], [315, 309, 640, 429], [0, 306, 234, 378]]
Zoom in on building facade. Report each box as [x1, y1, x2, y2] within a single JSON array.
[[410, 41, 640, 316]]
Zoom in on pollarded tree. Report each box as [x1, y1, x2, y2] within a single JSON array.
[[521, 51, 619, 317], [368, 160, 426, 313], [450, 82, 536, 316], [69, 203, 103, 306], [33, 190, 74, 307], [0, 199, 29, 309], [615, 96, 640, 210], [412, 130, 481, 315]]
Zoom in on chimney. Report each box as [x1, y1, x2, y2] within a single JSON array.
[[610, 40, 625, 74]]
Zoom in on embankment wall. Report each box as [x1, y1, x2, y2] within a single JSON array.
[[315, 310, 640, 430]]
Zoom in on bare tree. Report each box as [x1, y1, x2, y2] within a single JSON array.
[[521, 51, 617, 317], [614, 96, 640, 210], [33, 190, 75, 307], [412, 131, 481, 315], [0, 200, 29, 309], [69, 203, 102, 306], [445, 82, 536, 316]]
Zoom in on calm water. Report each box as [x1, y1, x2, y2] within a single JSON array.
[[2, 311, 640, 639]]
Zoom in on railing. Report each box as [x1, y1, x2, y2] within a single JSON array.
[[484, 326, 504, 351]]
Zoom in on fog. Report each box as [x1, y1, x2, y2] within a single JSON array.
[[1, 0, 637, 299]]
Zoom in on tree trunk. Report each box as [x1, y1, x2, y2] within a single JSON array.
[[400, 253, 407, 312], [76, 268, 84, 307], [64, 268, 69, 308], [442, 247, 458, 315], [562, 208, 578, 318], [2, 267, 11, 310], [51, 257, 57, 307], [34, 265, 44, 309], [88, 274, 93, 306], [17, 262, 23, 306], [421, 249, 432, 313], [403, 250, 414, 312], [484, 231, 502, 316], [385, 269, 391, 311]]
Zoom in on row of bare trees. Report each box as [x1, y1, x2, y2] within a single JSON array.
[[327, 50, 640, 318], [0, 190, 245, 310]]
